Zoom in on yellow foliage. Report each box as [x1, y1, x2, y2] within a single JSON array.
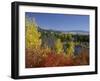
[[25, 17, 41, 49], [66, 42, 74, 56], [55, 39, 63, 54]]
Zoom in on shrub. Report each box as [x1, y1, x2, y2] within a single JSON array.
[[40, 53, 74, 67]]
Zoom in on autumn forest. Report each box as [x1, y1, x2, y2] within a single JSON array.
[[25, 13, 89, 68]]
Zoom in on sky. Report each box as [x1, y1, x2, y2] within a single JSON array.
[[25, 12, 89, 31]]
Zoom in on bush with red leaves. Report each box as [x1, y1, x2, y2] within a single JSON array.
[[25, 48, 89, 68], [40, 53, 74, 67]]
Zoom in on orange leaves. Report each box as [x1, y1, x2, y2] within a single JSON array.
[[25, 16, 89, 68], [25, 48, 89, 68], [40, 53, 74, 67], [26, 48, 74, 68]]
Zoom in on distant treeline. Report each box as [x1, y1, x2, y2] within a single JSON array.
[[38, 26, 89, 43]]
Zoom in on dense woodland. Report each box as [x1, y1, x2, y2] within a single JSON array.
[[25, 16, 89, 68]]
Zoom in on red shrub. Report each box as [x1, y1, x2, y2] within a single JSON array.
[[40, 53, 74, 67]]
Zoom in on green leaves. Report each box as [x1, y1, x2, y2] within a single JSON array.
[[25, 16, 89, 68]]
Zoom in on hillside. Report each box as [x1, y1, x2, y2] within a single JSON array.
[[38, 26, 89, 35]]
